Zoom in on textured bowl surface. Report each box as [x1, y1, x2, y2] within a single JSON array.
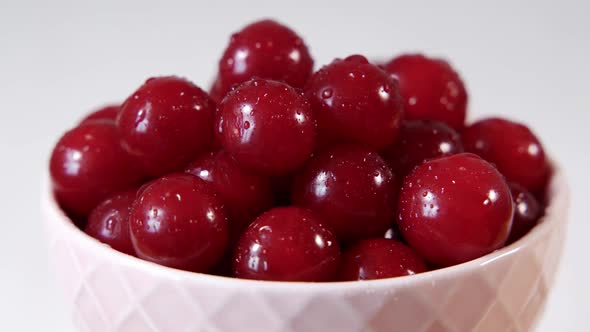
[[42, 166, 568, 332]]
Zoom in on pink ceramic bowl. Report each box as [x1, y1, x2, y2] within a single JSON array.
[[42, 165, 568, 332]]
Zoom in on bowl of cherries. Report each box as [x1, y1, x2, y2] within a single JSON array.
[[44, 19, 568, 332]]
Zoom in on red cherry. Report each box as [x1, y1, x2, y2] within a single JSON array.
[[339, 239, 427, 281], [209, 76, 225, 105], [384, 224, 404, 242], [382, 120, 464, 176], [305, 55, 403, 150], [462, 117, 549, 193], [292, 145, 398, 241], [217, 19, 313, 97], [85, 190, 137, 256], [50, 122, 143, 217], [383, 54, 468, 130], [129, 173, 228, 272], [508, 182, 542, 243], [216, 78, 316, 175], [210, 253, 235, 277], [232, 207, 340, 282], [117, 76, 216, 177], [397, 153, 513, 267], [185, 150, 274, 237], [79, 105, 120, 124]]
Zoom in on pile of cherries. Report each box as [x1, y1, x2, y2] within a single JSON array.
[[50, 19, 549, 282]]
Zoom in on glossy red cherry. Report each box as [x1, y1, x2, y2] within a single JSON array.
[[209, 76, 225, 105], [292, 145, 398, 241], [216, 78, 316, 175], [397, 153, 513, 267], [232, 207, 340, 282], [80, 105, 120, 124], [305, 55, 403, 150], [508, 182, 542, 243], [85, 190, 137, 256], [217, 19, 313, 97], [384, 224, 404, 242], [462, 117, 549, 193], [339, 239, 427, 281], [50, 122, 143, 217], [382, 120, 464, 176], [383, 54, 468, 130], [185, 150, 274, 237], [129, 173, 228, 272], [117, 76, 216, 177]]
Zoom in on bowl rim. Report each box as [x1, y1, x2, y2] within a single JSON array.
[[42, 162, 569, 292]]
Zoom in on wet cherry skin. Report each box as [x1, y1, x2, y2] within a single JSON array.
[[129, 173, 228, 272], [397, 153, 513, 267], [216, 78, 316, 175], [305, 55, 403, 150], [46, 19, 559, 282], [339, 238, 427, 281], [209, 76, 225, 105], [462, 117, 549, 194], [383, 54, 468, 130], [291, 145, 398, 242], [117, 76, 216, 177], [216, 19, 314, 98], [382, 120, 464, 176], [85, 190, 137, 256], [507, 182, 542, 243], [232, 207, 340, 282], [184, 150, 274, 237], [79, 105, 120, 124], [384, 224, 404, 242], [50, 121, 143, 217]]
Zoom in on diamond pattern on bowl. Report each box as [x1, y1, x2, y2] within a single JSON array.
[[292, 294, 369, 332], [474, 301, 514, 332], [42, 169, 568, 332], [441, 274, 496, 331]]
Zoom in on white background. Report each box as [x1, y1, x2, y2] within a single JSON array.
[[1, 0, 588, 330]]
